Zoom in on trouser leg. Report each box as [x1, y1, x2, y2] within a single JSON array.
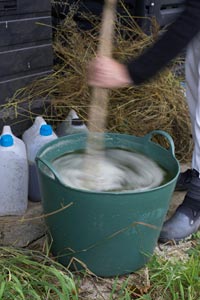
[[159, 38, 200, 242], [185, 33, 200, 173]]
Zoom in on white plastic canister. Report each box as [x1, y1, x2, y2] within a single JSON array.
[[56, 109, 89, 136], [0, 126, 28, 216], [23, 122, 57, 202], [22, 116, 46, 143]]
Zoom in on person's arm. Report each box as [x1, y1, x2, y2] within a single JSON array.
[[87, 56, 133, 88], [88, 0, 200, 89], [128, 0, 200, 85]]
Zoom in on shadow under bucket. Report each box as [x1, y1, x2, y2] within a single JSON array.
[[36, 130, 180, 277]]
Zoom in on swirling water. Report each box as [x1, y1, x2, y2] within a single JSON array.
[[52, 148, 167, 192]]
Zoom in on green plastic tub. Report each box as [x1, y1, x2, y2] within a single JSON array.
[[36, 130, 180, 277]]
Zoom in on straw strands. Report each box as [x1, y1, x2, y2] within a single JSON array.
[[1, 4, 193, 161]]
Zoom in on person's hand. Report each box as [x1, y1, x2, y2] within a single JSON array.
[[87, 56, 133, 88]]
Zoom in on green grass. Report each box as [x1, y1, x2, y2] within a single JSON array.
[[145, 246, 200, 300], [1, 241, 200, 300], [108, 241, 200, 300], [0, 247, 78, 300]]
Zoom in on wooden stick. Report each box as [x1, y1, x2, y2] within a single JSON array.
[[81, 0, 117, 191], [86, 0, 117, 152]]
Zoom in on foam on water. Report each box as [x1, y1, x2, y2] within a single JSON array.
[[52, 149, 166, 192]]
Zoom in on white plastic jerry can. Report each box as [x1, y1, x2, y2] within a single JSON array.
[[0, 126, 28, 216], [23, 122, 57, 202], [22, 116, 47, 143], [56, 109, 89, 137]]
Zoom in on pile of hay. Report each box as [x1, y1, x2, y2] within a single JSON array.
[[3, 4, 193, 162]]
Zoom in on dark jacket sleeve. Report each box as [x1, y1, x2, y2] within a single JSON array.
[[126, 0, 200, 85]]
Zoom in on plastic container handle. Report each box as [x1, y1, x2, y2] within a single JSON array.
[[143, 130, 175, 156], [36, 156, 61, 184]]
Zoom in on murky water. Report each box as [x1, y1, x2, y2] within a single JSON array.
[[52, 148, 167, 192]]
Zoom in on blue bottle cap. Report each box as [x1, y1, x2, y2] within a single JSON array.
[[0, 134, 14, 147], [40, 124, 53, 136]]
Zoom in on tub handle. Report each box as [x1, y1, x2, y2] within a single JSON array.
[[36, 156, 61, 183], [144, 130, 175, 156]]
